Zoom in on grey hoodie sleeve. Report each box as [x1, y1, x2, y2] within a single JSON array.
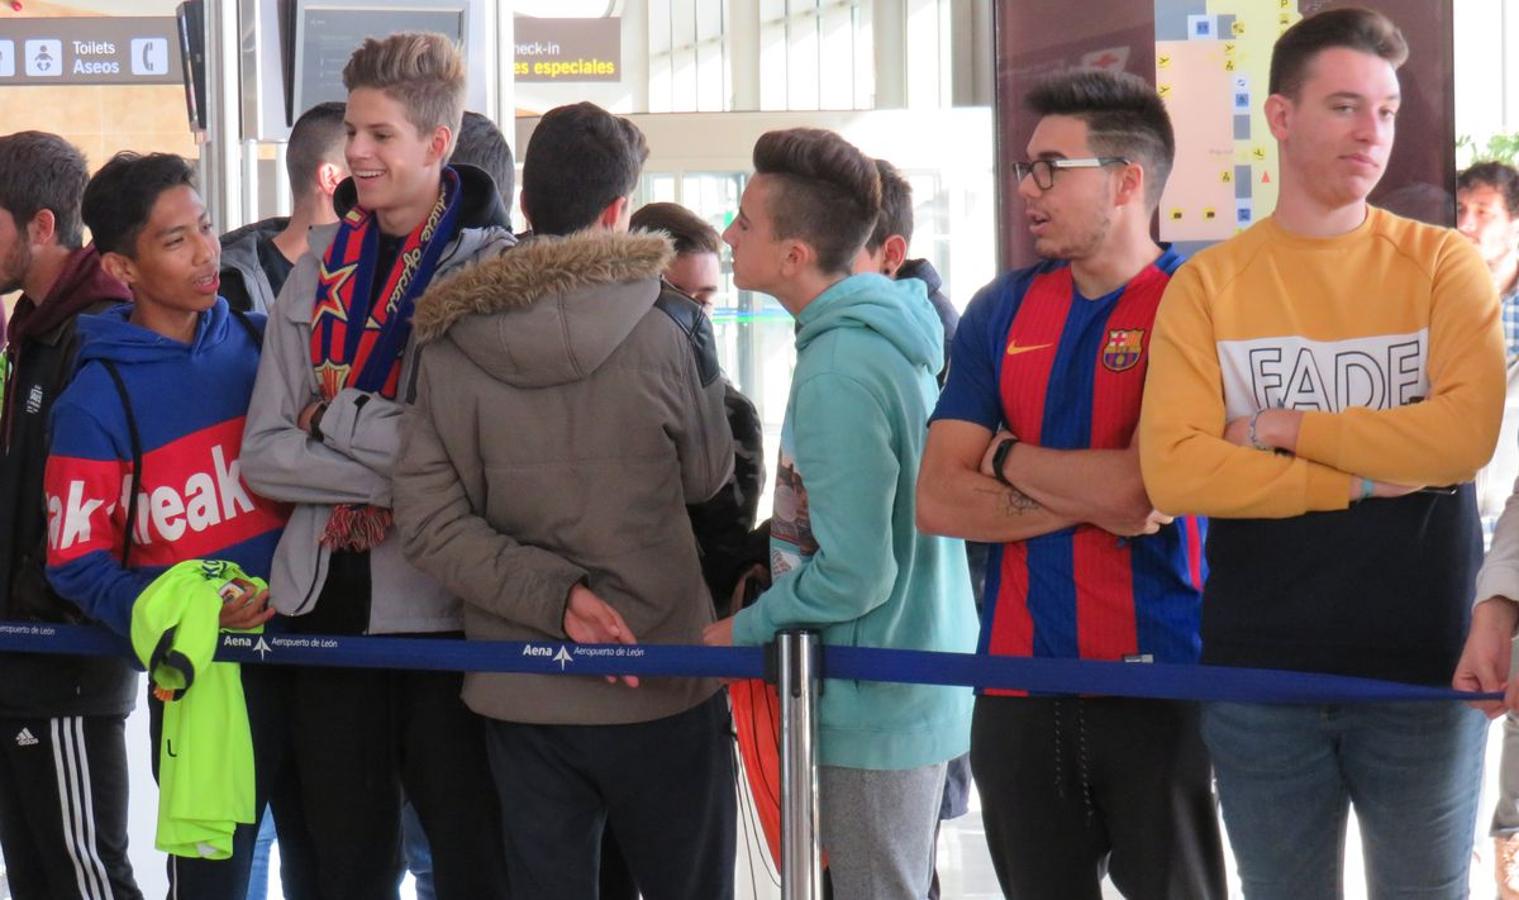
[[318, 388, 405, 476], [666, 313, 734, 504], [239, 258, 392, 507], [1477, 469, 1519, 607], [395, 349, 590, 636]]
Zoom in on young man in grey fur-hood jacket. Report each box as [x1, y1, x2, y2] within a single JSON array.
[[394, 101, 737, 900]]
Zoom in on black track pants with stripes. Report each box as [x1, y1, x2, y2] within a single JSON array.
[[0, 714, 143, 899]]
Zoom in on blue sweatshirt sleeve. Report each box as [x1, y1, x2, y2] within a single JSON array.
[[929, 276, 1009, 430], [43, 388, 155, 637], [733, 373, 899, 644]]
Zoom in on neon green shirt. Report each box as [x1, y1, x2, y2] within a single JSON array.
[[131, 560, 261, 860]]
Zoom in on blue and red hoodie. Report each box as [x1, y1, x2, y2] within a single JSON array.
[[44, 298, 287, 637]]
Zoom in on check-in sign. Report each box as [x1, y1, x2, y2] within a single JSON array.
[[514, 16, 621, 83]]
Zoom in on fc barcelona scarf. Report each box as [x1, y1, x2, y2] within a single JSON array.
[[309, 167, 464, 551]]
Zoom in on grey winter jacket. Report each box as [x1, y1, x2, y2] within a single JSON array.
[[394, 229, 733, 725], [240, 174, 515, 632], [219, 217, 288, 314]]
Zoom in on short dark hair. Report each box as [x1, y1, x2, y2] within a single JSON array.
[[521, 102, 648, 236], [1459, 161, 1519, 218], [1269, 7, 1408, 98], [752, 128, 881, 276], [0, 131, 89, 250], [629, 202, 720, 255], [81, 152, 197, 257], [866, 158, 913, 252], [451, 111, 515, 201], [1024, 69, 1175, 208], [286, 101, 347, 201]]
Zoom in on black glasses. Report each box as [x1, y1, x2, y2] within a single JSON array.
[[1012, 157, 1130, 190]]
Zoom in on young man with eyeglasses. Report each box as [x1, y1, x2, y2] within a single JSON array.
[[916, 69, 1225, 899]]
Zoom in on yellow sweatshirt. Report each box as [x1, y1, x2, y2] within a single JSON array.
[[1137, 206, 1505, 684], [1140, 207, 1504, 518]]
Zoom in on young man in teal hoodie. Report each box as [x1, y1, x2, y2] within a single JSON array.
[[703, 127, 976, 900]]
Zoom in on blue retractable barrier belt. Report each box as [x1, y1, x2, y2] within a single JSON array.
[[0, 621, 1496, 704]]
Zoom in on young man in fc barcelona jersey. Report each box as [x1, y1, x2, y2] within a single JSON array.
[[916, 69, 1225, 900]]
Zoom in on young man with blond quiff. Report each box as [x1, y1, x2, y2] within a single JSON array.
[[239, 33, 513, 899]]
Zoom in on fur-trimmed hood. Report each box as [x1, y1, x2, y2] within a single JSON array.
[[412, 229, 675, 388]]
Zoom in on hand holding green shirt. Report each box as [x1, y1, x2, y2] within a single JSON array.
[[131, 560, 262, 859]]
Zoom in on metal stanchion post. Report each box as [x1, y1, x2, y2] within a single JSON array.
[[777, 629, 822, 900]]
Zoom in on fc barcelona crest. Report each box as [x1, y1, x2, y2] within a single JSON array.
[[1101, 329, 1145, 372]]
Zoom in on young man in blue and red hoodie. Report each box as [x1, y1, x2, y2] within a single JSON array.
[[43, 151, 315, 899]]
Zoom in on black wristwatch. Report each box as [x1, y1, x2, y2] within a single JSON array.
[[309, 401, 328, 443], [990, 435, 1019, 487]]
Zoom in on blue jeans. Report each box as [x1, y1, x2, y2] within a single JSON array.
[[401, 801, 436, 900], [1203, 701, 1485, 900], [245, 809, 276, 900]]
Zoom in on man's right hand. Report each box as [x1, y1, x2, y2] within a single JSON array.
[[1352, 478, 1420, 501], [1094, 507, 1173, 538], [1370, 480, 1420, 499], [297, 398, 324, 437], [563, 583, 639, 687], [1452, 597, 1518, 717]]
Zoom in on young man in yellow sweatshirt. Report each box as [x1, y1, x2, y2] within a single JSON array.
[[1139, 8, 1504, 898]]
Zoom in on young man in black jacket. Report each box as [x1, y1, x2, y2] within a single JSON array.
[[854, 158, 959, 385], [629, 200, 767, 609], [0, 130, 142, 900], [219, 102, 348, 314]]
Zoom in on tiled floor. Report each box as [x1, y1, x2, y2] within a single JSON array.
[[2, 707, 1508, 899], [728, 716, 1516, 900]]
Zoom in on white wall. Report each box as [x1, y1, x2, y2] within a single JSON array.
[[1454, 0, 1519, 155]]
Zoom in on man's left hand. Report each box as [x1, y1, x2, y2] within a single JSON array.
[[703, 616, 735, 647], [1224, 408, 1302, 453]]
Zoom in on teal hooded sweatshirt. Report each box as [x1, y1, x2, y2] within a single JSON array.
[[733, 273, 976, 770]]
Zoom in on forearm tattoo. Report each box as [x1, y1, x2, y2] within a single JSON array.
[[975, 486, 1042, 516], [1003, 487, 1040, 516]]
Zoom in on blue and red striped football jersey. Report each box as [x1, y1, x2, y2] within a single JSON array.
[[932, 250, 1205, 680]]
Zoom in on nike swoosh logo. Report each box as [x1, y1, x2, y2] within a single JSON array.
[[1006, 341, 1054, 357]]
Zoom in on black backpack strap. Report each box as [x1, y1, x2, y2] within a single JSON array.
[[99, 360, 143, 568], [229, 308, 264, 345]]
